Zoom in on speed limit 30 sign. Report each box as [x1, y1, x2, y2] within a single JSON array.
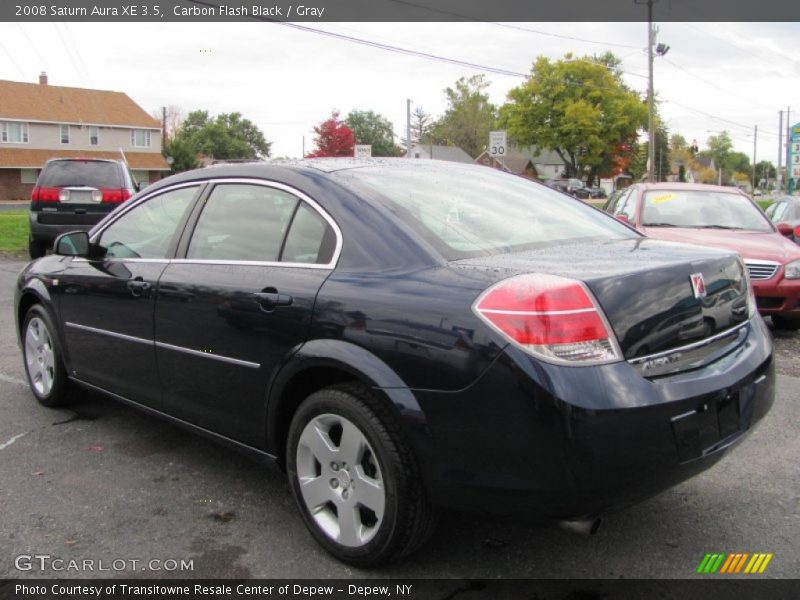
[[489, 131, 507, 157]]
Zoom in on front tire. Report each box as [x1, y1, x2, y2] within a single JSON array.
[[286, 384, 436, 566], [771, 315, 800, 331], [21, 305, 73, 407]]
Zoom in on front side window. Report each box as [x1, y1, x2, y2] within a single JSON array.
[[89, 126, 99, 145], [1, 121, 29, 143], [97, 186, 197, 259], [60, 124, 70, 144], [131, 129, 151, 147], [187, 184, 302, 262], [768, 201, 788, 222]]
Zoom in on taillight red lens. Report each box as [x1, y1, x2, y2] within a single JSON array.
[[101, 188, 130, 203], [31, 186, 61, 202], [473, 274, 621, 364]]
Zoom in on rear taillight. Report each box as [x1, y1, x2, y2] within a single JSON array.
[[31, 186, 60, 202], [473, 274, 622, 364], [101, 188, 132, 203]]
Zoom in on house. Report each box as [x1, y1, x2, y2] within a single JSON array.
[[520, 147, 568, 181], [0, 73, 170, 199], [475, 147, 537, 179], [406, 144, 473, 163]]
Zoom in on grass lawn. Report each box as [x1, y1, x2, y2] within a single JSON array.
[[0, 211, 28, 254]]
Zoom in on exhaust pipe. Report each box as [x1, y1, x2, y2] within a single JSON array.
[[558, 517, 601, 536]]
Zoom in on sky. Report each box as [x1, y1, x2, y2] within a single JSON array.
[[1, 20, 799, 164]]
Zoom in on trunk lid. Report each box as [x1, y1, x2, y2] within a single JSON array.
[[453, 238, 750, 375]]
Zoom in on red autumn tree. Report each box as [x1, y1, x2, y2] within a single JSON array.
[[306, 111, 355, 157]]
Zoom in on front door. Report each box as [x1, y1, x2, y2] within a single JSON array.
[[57, 184, 201, 407]]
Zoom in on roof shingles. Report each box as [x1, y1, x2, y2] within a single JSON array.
[[0, 79, 160, 128]]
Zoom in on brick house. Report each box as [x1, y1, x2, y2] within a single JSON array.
[[0, 73, 170, 200]]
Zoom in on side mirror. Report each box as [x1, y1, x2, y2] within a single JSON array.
[[776, 222, 793, 237], [615, 214, 631, 225], [54, 231, 90, 257]]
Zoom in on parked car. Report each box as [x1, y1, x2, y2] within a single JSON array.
[[587, 186, 607, 199], [546, 177, 590, 199], [605, 182, 800, 330], [16, 160, 774, 566], [764, 196, 800, 244], [28, 158, 138, 259]]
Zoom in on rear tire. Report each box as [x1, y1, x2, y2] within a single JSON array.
[[771, 315, 800, 331], [21, 305, 74, 407], [286, 383, 437, 566], [28, 237, 46, 259]]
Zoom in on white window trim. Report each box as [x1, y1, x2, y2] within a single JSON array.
[[60, 124, 70, 145], [131, 129, 151, 148], [0, 121, 30, 144], [89, 126, 99, 146], [20, 168, 38, 184]]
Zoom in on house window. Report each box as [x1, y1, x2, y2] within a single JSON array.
[[60, 124, 70, 144], [0, 121, 29, 143], [21, 169, 38, 184], [89, 126, 99, 145], [131, 129, 151, 148]]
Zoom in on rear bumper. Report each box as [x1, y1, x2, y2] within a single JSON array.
[[29, 211, 104, 244], [753, 276, 800, 316], [410, 315, 775, 520]]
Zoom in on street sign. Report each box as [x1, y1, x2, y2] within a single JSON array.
[[489, 131, 507, 157], [354, 144, 372, 158], [790, 124, 800, 191]]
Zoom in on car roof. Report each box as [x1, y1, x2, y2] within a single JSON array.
[[45, 157, 121, 165], [634, 182, 745, 194]]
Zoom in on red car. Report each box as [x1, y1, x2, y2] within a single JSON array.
[[605, 182, 800, 330]]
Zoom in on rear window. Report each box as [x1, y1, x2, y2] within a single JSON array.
[[38, 160, 121, 188], [334, 165, 637, 260], [641, 190, 772, 232]]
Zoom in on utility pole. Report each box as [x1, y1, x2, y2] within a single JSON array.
[[647, 2, 656, 182], [778, 110, 783, 192], [162, 106, 167, 145], [752, 124, 757, 191], [406, 99, 412, 158], [302, 135, 305, 158]]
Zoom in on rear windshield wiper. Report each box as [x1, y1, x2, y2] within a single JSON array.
[[693, 225, 744, 230], [641, 222, 676, 227]]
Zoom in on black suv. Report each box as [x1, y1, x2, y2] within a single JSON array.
[[546, 178, 590, 199], [28, 158, 138, 258]]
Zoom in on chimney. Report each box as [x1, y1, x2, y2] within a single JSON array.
[[39, 72, 48, 86]]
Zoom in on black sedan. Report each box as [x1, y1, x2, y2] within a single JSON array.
[[15, 159, 775, 566]]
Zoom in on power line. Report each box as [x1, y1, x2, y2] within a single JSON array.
[[661, 56, 776, 112], [661, 97, 778, 137]]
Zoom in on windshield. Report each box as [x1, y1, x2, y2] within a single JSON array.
[[641, 190, 772, 232], [333, 165, 638, 260], [39, 160, 121, 188]]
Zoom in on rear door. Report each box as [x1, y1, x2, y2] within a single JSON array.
[[57, 184, 201, 407], [154, 180, 339, 445]]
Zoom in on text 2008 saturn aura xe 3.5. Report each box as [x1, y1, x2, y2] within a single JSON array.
[[15, 159, 774, 566]]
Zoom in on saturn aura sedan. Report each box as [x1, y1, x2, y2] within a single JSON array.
[[16, 159, 775, 566]]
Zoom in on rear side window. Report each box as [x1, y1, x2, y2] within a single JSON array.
[[187, 184, 298, 262], [38, 160, 121, 188], [187, 184, 335, 264]]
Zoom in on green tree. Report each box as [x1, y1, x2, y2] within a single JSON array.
[[499, 53, 648, 183], [428, 75, 497, 158], [163, 136, 199, 173], [172, 110, 271, 167], [706, 131, 734, 169], [411, 106, 432, 145], [345, 110, 402, 157], [755, 160, 776, 187]]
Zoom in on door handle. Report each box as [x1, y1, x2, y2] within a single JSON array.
[[253, 291, 293, 310], [127, 277, 152, 297]]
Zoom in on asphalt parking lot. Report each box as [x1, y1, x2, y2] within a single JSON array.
[[0, 258, 798, 580]]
